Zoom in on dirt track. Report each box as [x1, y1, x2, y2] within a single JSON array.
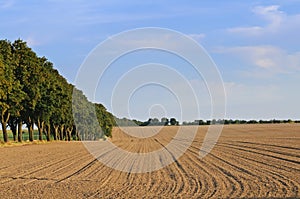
[[0, 124, 299, 198]]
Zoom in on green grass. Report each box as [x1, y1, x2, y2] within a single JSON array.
[[0, 129, 51, 142], [0, 129, 57, 147]]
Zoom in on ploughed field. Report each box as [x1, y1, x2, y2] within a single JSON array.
[[0, 124, 299, 198]]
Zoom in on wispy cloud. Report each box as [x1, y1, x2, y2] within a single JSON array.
[[227, 5, 289, 36], [252, 5, 284, 26], [215, 45, 300, 74]]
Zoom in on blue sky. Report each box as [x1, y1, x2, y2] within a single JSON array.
[[1, 0, 300, 121]]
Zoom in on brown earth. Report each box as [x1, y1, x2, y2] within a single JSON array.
[[0, 124, 299, 198]]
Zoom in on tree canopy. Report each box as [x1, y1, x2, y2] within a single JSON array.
[[0, 39, 115, 142]]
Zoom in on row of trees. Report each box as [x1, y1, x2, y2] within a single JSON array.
[[114, 117, 179, 126], [115, 117, 300, 127], [113, 117, 300, 127], [139, 118, 179, 126], [183, 119, 300, 125], [0, 39, 115, 143], [114, 117, 143, 126]]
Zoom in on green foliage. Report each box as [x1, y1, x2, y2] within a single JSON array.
[[0, 130, 51, 141], [0, 40, 25, 142], [0, 39, 114, 142], [139, 118, 169, 126], [95, 103, 114, 138], [115, 117, 142, 126]]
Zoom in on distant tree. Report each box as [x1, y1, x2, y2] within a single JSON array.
[[217, 119, 224, 124], [224, 119, 230, 125], [132, 119, 143, 126], [151, 118, 160, 125], [115, 117, 142, 126], [170, 118, 177, 125], [161, 117, 169, 125], [247, 120, 258, 124], [139, 118, 152, 126], [198, 120, 205, 125]]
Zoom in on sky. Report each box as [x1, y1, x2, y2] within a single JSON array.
[[1, 0, 300, 121]]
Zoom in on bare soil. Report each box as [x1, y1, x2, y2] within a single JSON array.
[[0, 124, 299, 198]]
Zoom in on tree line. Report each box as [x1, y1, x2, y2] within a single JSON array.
[[183, 119, 300, 125], [114, 117, 179, 126], [113, 117, 300, 127], [139, 118, 179, 126], [0, 39, 115, 143]]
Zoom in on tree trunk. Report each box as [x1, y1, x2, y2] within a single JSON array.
[[81, 131, 84, 140], [66, 127, 73, 141], [27, 117, 34, 142], [28, 125, 33, 141], [17, 120, 23, 142], [1, 110, 10, 143], [37, 118, 44, 141], [59, 125, 64, 140], [64, 128, 67, 141], [1, 123, 8, 143], [53, 125, 59, 141], [11, 124, 17, 142], [67, 130, 70, 141], [46, 124, 51, 141], [75, 130, 80, 141]]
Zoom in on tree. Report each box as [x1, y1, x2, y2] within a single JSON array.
[[140, 119, 151, 126], [149, 118, 160, 126], [49, 73, 73, 141], [72, 88, 94, 140], [161, 117, 169, 125], [12, 39, 42, 141], [0, 54, 11, 142], [0, 40, 25, 142], [170, 118, 177, 125], [95, 103, 114, 138]]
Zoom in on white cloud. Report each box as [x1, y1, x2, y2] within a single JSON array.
[[252, 5, 284, 26], [227, 5, 297, 36], [220, 5, 300, 76], [215, 45, 300, 73]]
